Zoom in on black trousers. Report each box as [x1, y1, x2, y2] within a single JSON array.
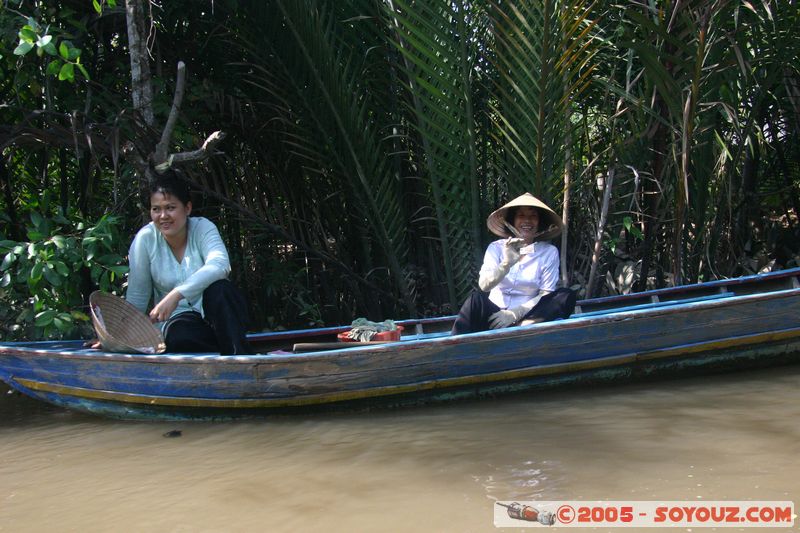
[[451, 287, 577, 335], [162, 279, 251, 355]]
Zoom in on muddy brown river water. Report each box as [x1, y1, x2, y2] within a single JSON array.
[[1, 365, 798, 532]]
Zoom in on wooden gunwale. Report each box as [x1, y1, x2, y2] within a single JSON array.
[[577, 267, 800, 305]]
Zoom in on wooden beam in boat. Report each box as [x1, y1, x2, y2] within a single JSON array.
[[292, 341, 396, 352]]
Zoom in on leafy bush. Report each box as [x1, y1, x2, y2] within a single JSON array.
[[0, 211, 129, 341]]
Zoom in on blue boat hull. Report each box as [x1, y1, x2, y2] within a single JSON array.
[[6, 335, 800, 421]]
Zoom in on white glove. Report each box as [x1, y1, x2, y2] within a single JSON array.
[[488, 308, 522, 329], [500, 237, 525, 267], [478, 238, 526, 291]]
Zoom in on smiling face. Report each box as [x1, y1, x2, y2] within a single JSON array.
[[150, 191, 192, 242], [513, 206, 540, 244]]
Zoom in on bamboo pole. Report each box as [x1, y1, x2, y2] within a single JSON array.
[[586, 167, 614, 298]]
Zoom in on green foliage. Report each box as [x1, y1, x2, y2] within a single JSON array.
[[0, 211, 129, 341], [623, 216, 643, 241], [606, 216, 643, 255], [91, 0, 117, 15], [11, 14, 88, 82]]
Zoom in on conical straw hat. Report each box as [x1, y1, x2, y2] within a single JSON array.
[[486, 192, 563, 241], [89, 291, 166, 354]]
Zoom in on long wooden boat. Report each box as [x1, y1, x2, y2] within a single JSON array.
[[2, 268, 800, 420]]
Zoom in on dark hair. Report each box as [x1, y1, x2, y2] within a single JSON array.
[[148, 171, 192, 206]]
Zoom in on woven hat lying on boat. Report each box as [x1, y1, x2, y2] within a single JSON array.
[[487, 192, 563, 241], [89, 291, 166, 354]]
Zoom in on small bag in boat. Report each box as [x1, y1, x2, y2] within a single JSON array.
[[89, 291, 166, 354]]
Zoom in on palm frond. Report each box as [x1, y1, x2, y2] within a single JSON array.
[[386, 0, 486, 304], [489, 0, 599, 202]]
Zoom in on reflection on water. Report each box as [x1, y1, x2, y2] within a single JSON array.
[[1, 366, 799, 532]]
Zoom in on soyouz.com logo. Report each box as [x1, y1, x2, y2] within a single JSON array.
[[494, 501, 796, 528]]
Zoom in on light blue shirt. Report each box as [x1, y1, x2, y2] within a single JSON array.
[[126, 217, 231, 327], [480, 239, 559, 309]]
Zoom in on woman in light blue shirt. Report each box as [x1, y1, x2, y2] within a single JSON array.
[[126, 173, 251, 354], [451, 193, 576, 335]]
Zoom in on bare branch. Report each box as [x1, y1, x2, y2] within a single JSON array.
[[154, 131, 227, 173], [153, 61, 186, 165]]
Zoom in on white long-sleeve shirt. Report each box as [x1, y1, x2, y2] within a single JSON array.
[[480, 239, 560, 309], [126, 217, 231, 326]]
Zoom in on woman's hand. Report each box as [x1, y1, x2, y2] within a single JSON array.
[[478, 238, 527, 292], [149, 289, 184, 323], [488, 307, 523, 329], [500, 237, 525, 267], [479, 238, 524, 291]]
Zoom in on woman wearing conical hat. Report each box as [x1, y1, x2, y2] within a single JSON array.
[[451, 193, 576, 335]]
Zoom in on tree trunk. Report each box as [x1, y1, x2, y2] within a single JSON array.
[[76, 151, 93, 216], [59, 149, 69, 213], [738, 132, 761, 251], [635, 91, 668, 292], [561, 58, 574, 287], [126, 0, 155, 128], [0, 157, 22, 241], [561, 135, 572, 287]]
